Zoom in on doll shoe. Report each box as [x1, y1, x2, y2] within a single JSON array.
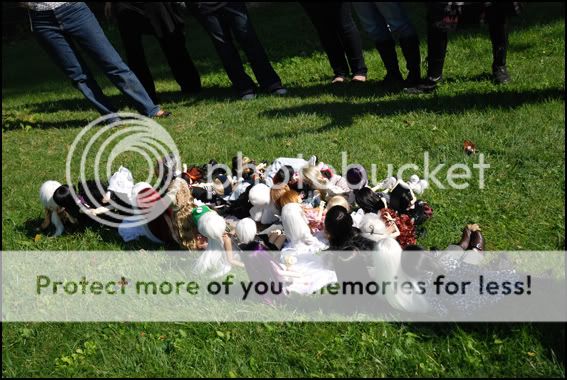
[[456, 226, 472, 250], [468, 230, 485, 252]]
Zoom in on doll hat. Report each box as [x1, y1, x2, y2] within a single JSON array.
[[192, 205, 212, 225]]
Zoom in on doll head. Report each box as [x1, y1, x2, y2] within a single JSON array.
[[326, 195, 350, 213], [388, 181, 417, 213], [53, 184, 80, 219], [249, 184, 272, 222], [301, 165, 328, 191], [213, 174, 233, 197], [324, 206, 355, 249], [40, 180, 63, 211], [232, 155, 255, 180], [281, 202, 311, 245], [273, 165, 295, 186], [277, 190, 301, 209], [346, 165, 368, 190], [359, 212, 389, 242], [355, 187, 386, 213], [270, 184, 290, 209], [236, 218, 257, 245], [193, 206, 226, 251]]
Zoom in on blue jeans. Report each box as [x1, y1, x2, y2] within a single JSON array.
[[29, 2, 160, 117], [352, 2, 416, 42]]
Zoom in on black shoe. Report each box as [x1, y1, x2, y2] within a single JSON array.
[[271, 87, 288, 96], [241, 93, 257, 100], [492, 65, 511, 84], [403, 76, 442, 94]]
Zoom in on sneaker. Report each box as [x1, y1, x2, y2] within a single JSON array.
[[272, 87, 288, 96], [492, 65, 511, 84], [241, 93, 257, 101]]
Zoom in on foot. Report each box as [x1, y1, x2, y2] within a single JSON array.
[[154, 110, 172, 118], [468, 230, 485, 252], [332, 75, 346, 84], [352, 75, 367, 83], [241, 93, 257, 101], [492, 65, 511, 84], [271, 87, 288, 96], [457, 226, 473, 250]]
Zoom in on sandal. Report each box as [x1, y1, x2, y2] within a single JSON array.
[[332, 75, 346, 84], [352, 75, 367, 83], [154, 110, 172, 118]]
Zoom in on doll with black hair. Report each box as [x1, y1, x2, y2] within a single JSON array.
[[52, 180, 132, 228]]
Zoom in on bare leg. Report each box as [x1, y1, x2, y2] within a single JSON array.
[[51, 211, 65, 237]]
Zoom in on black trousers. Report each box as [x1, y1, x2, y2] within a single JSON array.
[[193, 2, 282, 96], [301, 2, 367, 78], [116, 8, 201, 103], [426, 4, 508, 79]]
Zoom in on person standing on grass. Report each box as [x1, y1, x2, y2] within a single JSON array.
[[300, 2, 368, 84], [352, 2, 422, 87], [188, 2, 287, 100], [104, 2, 202, 104], [22, 2, 171, 119], [405, 2, 521, 93]]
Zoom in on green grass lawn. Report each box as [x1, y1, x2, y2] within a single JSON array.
[[2, 2, 565, 377]]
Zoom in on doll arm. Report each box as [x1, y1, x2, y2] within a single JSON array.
[[83, 205, 115, 216]]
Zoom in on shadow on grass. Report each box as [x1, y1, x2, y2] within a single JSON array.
[[261, 86, 565, 137], [17, 217, 175, 251]]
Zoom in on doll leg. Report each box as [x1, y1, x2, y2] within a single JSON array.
[[223, 234, 244, 267], [51, 211, 65, 237], [40, 208, 52, 230]]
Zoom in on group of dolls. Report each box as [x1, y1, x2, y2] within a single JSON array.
[[42, 153, 526, 318]]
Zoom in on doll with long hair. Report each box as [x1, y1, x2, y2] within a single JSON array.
[[38, 180, 68, 236], [372, 238, 431, 314], [192, 205, 243, 278]]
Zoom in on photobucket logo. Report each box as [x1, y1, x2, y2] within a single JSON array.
[[65, 113, 179, 228], [210, 151, 490, 193]]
